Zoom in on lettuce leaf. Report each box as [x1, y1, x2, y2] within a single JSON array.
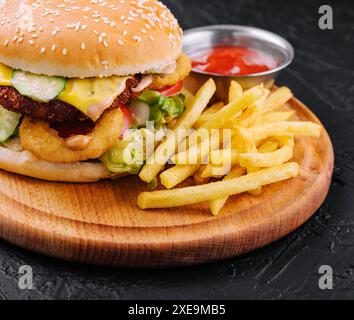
[[135, 90, 185, 127], [99, 129, 145, 174]]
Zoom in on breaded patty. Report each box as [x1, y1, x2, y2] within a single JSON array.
[[0, 77, 140, 123]]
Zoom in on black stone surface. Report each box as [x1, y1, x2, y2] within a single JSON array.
[[1, 0, 354, 300]]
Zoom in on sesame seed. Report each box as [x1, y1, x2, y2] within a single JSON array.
[[0, 0, 180, 57], [133, 35, 142, 42]]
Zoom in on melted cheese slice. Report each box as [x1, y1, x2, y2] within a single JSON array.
[[58, 76, 130, 121], [0, 63, 13, 86], [0, 62, 130, 121]]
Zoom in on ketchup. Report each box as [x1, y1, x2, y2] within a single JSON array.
[[191, 46, 278, 76]]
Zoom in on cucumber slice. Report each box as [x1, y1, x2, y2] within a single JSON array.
[[0, 106, 21, 142], [12, 71, 66, 102]]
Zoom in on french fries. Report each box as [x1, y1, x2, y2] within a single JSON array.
[[264, 87, 293, 112], [136, 80, 322, 216], [194, 166, 210, 185], [224, 90, 269, 129], [209, 166, 247, 216], [195, 84, 266, 130], [254, 111, 295, 125], [194, 102, 224, 128], [138, 163, 300, 209], [238, 135, 294, 168], [160, 164, 200, 189], [231, 126, 260, 195], [161, 85, 267, 188], [209, 149, 238, 167], [139, 78, 216, 183], [171, 129, 221, 165], [231, 126, 257, 153], [229, 80, 243, 103], [258, 140, 279, 153], [248, 122, 322, 143], [181, 87, 195, 108]]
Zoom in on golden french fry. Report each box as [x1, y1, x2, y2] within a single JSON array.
[[171, 129, 221, 165], [200, 164, 223, 179], [194, 166, 210, 185], [161, 87, 264, 186], [184, 85, 265, 159], [248, 122, 322, 143], [200, 149, 238, 179], [246, 166, 263, 195], [201, 126, 256, 179], [249, 190, 262, 196], [232, 126, 257, 153], [181, 87, 195, 108], [258, 140, 279, 153], [229, 81, 243, 103], [194, 102, 224, 128], [225, 90, 269, 129], [238, 135, 295, 168], [264, 87, 293, 112], [195, 85, 266, 130], [209, 167, 247, 215], [139, 78, 216, 183], [232, 104, 259, 128], [209, 149, 238, 167], [160, 164, 200, 189], [193, 135, 278, 181], [255, 111, 295, 125], [231, 126, 261, 194], [138, 163, 300, 209], [203, 102, 225, 116]]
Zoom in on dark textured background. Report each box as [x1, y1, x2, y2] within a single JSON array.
[[1, 0, 354, 300]]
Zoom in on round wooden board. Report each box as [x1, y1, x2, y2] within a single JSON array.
[[0, 96, 334, 267]]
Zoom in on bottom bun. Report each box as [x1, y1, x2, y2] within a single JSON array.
[[0, 137, 126, 183]]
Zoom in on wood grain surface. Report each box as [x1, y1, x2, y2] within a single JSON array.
[[0, 96, 334, 267]]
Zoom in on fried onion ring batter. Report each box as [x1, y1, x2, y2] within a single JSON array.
[[150, 53, 192, 90], [20, 109, 123, 163]]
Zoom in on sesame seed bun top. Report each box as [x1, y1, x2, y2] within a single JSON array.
[[0, 0, 183, 78]]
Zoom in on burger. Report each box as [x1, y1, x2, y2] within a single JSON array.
[[0, 0, 191, 182]]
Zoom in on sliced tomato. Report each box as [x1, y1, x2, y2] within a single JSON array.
[[120, 105, 133, 137], [159, 80, 183, 97]]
